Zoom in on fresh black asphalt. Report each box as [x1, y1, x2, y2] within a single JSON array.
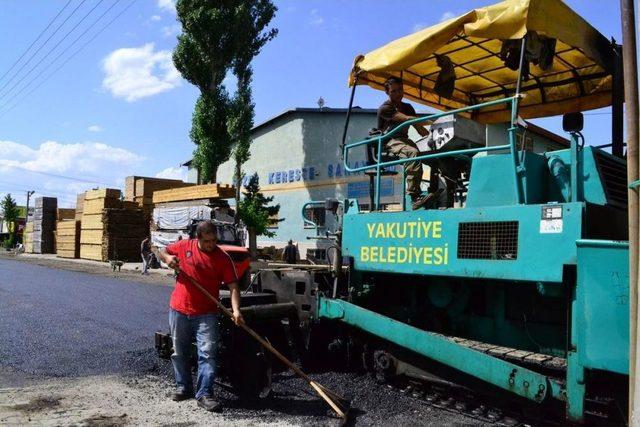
[[0, 258, 172, 379]]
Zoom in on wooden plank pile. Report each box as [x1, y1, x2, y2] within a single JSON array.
[[57, 208, 75, 221], [75, 192, 85, 221], [23, 221, 33, 253], [152, 183, 235, 204], [56, 220, 80, 258], [33, 197, 57, 253], [125, 176, 195, 225], [79, 188, 147, 262]]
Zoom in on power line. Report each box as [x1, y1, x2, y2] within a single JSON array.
[[0, 0, 73, 86], [0, 0, 104, 103], [0, 0, 121, 112], [0, 0, 87, 97], [0, 163, 116, 187], [0, 1, 136, 120]]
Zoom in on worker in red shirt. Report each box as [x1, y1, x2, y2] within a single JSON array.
[[155, 220, 244, 413]]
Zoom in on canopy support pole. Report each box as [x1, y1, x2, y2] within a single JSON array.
[[508, 37, 527, 204], [612, 42, 624, 158], [340, 77, 358, 160]]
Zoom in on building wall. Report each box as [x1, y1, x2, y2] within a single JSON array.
[[216, 111, 421, 254]]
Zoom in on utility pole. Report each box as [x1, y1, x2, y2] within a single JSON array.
[[25, 190, 34, 225], [620, 0, 639, 424]]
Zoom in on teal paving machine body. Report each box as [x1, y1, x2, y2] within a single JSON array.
[[255, 2, 631, 423]]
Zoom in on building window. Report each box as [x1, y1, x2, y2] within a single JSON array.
[[303, 206, 326, 228]]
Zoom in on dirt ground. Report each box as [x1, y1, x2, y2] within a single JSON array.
[[0, 374, 289, 427]]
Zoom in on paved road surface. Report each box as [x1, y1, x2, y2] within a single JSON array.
[[0, 257, 485, 426], [0, 258, 172, 381]]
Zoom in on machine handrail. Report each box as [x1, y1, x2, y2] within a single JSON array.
[[301, 201, 325, 229], [343, 95, 522, 209]]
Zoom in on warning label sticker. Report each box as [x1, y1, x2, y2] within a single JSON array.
[[540, 205, 563, 234]]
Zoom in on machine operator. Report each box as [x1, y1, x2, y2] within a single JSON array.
[[154, 220, 244, 413], [377, 76, 435, 210]]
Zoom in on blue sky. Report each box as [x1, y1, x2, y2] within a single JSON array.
[[0, 0, 622, 207]]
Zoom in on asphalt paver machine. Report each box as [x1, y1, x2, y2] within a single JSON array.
[[255, 0, 631, 423]]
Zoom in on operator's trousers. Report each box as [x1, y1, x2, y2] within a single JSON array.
[[385, 137, 423, 198], [169, 308, 219, 399]]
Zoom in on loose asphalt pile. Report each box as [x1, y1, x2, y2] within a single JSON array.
[[122, 346, 486, 426]]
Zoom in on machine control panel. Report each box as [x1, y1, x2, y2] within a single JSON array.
[[416, 115, 486, 154]]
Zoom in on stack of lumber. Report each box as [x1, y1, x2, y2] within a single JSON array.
[[33, 197, 57, 253], [57, 208, 75, 221], [125, 176, 195, 225], [152, 183, 234, 204], [56, 220, 80, 259], [23, 221, 33, 253], [125, 176, 194, 202], [75, 192, 85, 221], [79, 188, 147, 262]]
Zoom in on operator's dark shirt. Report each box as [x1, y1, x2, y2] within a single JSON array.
[[377, 100, 417, 138]]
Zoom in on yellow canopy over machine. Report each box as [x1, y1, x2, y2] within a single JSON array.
[[350, 0, 616, 123]]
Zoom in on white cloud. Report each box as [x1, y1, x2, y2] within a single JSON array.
[[102, 43, 181, 102], [162, 24, 181, 38], [88, 125, 104, 132], [150, 15, 162, 22], [309, 9, 324, 26], [155, 166, 188, 181], [0, 140, 143, 175], [0, 139, 145, 207], [440, 11, 456, 22], [157, 0, 176, 13]]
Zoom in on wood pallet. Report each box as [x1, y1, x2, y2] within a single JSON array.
[[152, 183, 235, 204]]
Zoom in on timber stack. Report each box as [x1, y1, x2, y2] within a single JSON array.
[[32, 197, 57, 254], [75, 192, 85, 221], [151, 183, 236, 248], [79, 188, 146, 262], [125, 176, 195, 225], [56, 220, 80, 259], [23, 221, 33, 253]]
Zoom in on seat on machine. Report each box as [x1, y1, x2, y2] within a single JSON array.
[[364, 128, 399, 177]]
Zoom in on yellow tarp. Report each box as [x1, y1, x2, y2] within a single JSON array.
[[350, 0, 614, 123]]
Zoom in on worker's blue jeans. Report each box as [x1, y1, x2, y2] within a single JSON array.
[[169, 308, 219, 400]]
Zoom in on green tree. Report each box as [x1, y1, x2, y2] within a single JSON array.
[[173, 0, 236, 183], [228, 0, 278, 204], [1, 194, 19, 248], [237, 173, 280, 259], [173, 0, 277, 184]]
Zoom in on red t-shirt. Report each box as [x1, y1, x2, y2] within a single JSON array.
[[166, 239, 238, 315]]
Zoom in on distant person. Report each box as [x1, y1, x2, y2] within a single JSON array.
[[141, 237, 152, 275], [377, 77, 434, 209], [283, 239, 297, 264], [155, 220, 243, 413]]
